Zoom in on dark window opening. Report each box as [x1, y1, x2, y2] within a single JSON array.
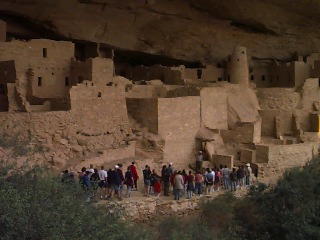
[[227, 75, 230, 82], [65, 77, 69, 86], [237, 59, 240, 61], [197, 69, 202, 79], [218, 77, 222, 81], [78, 76, 83, 83], [52, 72, 54, 76], [217, 63, 221, 68], [251, 75, 254, 81], [261, 75, 266, 81], [42, 48, 47, 58], [241, 51, 245, 54], [91, 83, 94, 86], [38, 77, 42, 87], [277, 75, 280, 82], [98, 92, 102, 98], [0, 84, 6, 95]]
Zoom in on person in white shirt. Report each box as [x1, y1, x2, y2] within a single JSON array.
[[98, 166, 108, 199]]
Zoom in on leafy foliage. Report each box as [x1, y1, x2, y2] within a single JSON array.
[[0, 161, 146, 240]]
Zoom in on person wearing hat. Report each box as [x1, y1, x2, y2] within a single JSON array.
[[245, 163, 252, 186], [195, 150, 203, 172]]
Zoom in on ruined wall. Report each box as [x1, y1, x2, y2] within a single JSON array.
[[256, 143, 318, 175], [294, 61, 311, 88], [70, 83, 130, 136], [202, 65, 225, 82], [221, 121, 261, 144], [257, 88, 301, 110], [0, 60, 16, 83], [0, 39, 74, 99], [90, 57, 114, 86], [226, 85, 260, 129], [125, 85, 168, 98], [301, 78, 320, 111], [200, 87, 227, 130], [126, 98, 158, 134], [0, 20, 6, 42], [70, 59, 91, 85], [250, 67, 269, 88], [158, 97, 200, 167]]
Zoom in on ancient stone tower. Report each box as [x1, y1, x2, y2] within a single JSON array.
[[226, 46, 249, 86]]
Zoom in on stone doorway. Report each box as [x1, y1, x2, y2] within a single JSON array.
[[0, 84, 8, 111]]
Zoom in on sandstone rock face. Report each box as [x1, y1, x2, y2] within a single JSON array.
[[1, 0, 320, 64]]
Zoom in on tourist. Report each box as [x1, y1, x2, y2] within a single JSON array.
[[168, 163, 174, 177], [90, 168, 99, 190], [143, 165, 152, 196], [130, 162, 139, 191], [61, 170, 69, 183], [170, 170, 177, 195], [109, 165, 122, 200], [125, 166, 134, 198], [88, 164, 94, 178], [161, 165, 170, 196], [245, 163, 252, 186], [194, 171, 203, 196], [222, 165, 230, 190], [150, 169, 159, 195], [154, 177, 162, 198], [98, 166, 108, 199], [230, 168, 237, 192], [237, 166, 245, 189], [186, 171, 195, 199], [181, 169, 187, 196], [195, 150, 203, 172], [83, 170, 92, 202], [173, 171, 184, 200], [78, 167, 86, 186], [214, 167, 221, 191], [205, 168, 214, 195], [210, 168, 216, 192], [117, 164, 125, 198]]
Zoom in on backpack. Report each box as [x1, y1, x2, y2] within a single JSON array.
[[230, 171, 237, 181]]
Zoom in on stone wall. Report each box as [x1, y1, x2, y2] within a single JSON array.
[[256, 143, 319, 175], [257, 88, 301, 110], [221, 121, 261, 144], [70, 83, 130, 137], [200, 87, 227, 130], [158, 97, 200, 167], [126, 98, 158, 134], [0, 60, 16, 83], [0, 39, 74, 99]]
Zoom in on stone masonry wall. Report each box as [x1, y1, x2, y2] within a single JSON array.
[[158, 97, 200, 167]]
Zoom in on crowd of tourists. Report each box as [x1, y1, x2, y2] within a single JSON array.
[[62, 160, 253, 202]]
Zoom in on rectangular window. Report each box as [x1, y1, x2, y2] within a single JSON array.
[[227, 75, 230, 82], [42, 48, 47, 58], [218, 77, 222, 81], [251, 75, 254, 81], [98, 92, 102, 98], [261, 75, 266, 81], [65, 77, 70, 86], [197, 69, 202, 79], [38, 77, 42, 87], [78, 76, 83, 83]]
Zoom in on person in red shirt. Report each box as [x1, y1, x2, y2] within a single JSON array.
[[130, 162, 139, 191], [153, 177, 162, 198]]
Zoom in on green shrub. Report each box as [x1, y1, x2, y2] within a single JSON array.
[[0, 161, 147, 240]]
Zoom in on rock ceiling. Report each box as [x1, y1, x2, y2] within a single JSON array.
[[1, 0, 320, 65]]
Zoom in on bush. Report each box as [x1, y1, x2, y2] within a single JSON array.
[[0, 161, 147, 240]]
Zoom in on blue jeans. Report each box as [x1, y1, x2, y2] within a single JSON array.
[[126, 185, 132, 197], [195, 182, 203, 195], [246, 176, 250, 186], [187, 190, 193, 199], [231, 181, 237, 191], [174, 189, 181, 200], [223, 177, 229, 189]]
